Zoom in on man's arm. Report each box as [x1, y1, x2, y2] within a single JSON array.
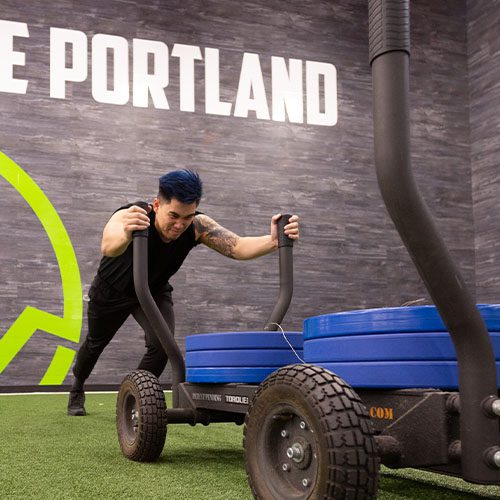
[[101, 205, 150, 257], [194, 213, 299, 260]]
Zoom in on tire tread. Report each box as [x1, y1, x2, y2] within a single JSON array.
[[116, 370, 167, 462], [244, 363, 379, 499]]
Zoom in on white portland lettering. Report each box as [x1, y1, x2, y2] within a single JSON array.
[[132, 38, 170, 109], [50, 28, 87, 99], [1, 19, 339, 126]]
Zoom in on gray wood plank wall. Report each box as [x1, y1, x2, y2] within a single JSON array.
[[0, 0, 497, 387], [467, 0, 500, 304]]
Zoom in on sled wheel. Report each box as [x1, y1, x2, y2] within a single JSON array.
[[116, 369, 167, 462], [244, 364, 379, 499]]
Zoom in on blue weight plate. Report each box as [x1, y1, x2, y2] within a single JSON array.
[[185, 331, 303, 351], [314, 361, 500, 389], [186, 349, 304, 368], [304, 332, 500, 362], [186, 367, 282, 384], [304, 304, 500, 339]]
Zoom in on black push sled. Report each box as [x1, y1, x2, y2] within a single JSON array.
[[116, 1, 500, 498]]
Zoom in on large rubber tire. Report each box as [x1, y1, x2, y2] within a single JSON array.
[[116, 370, 167, 462], [244, 364, 379, 499]]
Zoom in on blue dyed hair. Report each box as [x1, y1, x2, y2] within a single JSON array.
[[158, 169, 203, 205]]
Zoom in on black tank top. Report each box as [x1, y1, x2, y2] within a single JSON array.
[[95, 202, 200, 298]]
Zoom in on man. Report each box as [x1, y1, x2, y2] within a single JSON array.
[[68, 169, 299, 415]]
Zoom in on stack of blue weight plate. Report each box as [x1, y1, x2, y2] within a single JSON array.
[[303, 304, 500, 389], [185, 331, 303, 383]]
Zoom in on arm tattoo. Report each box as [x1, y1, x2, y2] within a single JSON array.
[[194, 214, 239, 258]]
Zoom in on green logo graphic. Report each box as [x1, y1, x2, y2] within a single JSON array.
[[0, 151, 82, 385]]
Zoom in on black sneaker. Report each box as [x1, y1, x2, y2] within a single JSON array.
[[67, 390, 87, 416]]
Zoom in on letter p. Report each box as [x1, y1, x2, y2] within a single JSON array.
[[50, 28, 88, 99]]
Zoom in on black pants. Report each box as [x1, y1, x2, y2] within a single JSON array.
[[73, 283, 174, 383]]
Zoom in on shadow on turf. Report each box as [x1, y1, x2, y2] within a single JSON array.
[[157, 447, 244, 465], [380, 474, 492, 499]]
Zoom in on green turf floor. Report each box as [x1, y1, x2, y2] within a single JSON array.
[[1, 392, 499, 499]]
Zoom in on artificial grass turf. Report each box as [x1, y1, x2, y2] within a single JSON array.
[[0, 392, 250, 500], [1, 392, 499, 499]]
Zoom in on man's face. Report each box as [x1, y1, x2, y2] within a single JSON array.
[[153, 197, 197, 242]]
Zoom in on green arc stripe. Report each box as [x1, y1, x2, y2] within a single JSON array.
[[39, 346, 76, 385], [0, 151, 82, 381]]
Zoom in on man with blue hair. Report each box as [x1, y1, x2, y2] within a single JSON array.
[[68, 169, 299, 415]]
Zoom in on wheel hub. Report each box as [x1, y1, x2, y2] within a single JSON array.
[[286, 443, 305, 463], [122, 392, 140, 441], [258, 409, 316, 497], [281, 433, 312, 471], [131, 409, 139, 430]]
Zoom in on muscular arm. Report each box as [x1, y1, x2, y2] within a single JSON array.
[[194, 214, 277, 260], [101, 205, 150, 257]]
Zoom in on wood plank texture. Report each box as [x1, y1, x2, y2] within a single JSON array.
[[0, 0, 496, 386]]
